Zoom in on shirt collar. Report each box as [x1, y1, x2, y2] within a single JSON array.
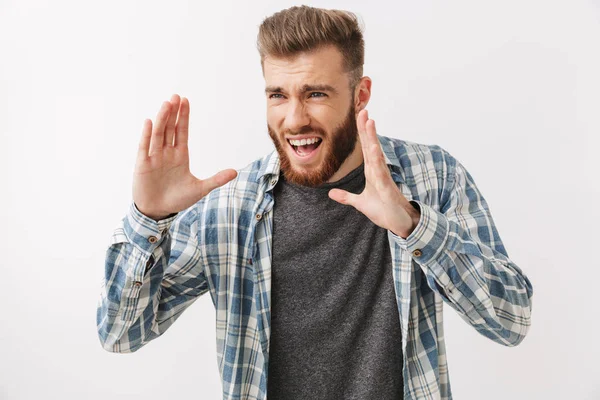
[[257, 134, 405, 185]]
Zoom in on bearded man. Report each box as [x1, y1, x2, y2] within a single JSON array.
[[97, 5, 534, 400]]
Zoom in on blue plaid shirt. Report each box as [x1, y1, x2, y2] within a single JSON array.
[[97, 134, 534, 400]]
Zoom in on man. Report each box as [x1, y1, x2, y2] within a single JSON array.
[[97, 5, 534, 400]]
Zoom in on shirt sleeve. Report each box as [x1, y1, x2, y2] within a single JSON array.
[[389, 154, 534, 347], [96, 201, 210, 353]]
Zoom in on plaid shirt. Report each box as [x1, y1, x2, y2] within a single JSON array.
[[97, 134, 534, 400]]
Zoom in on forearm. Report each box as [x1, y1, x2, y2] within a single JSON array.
[[96, 202, 185, 352], [391, 199, 533, 346]]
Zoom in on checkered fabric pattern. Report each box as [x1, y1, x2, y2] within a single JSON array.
[[97, 134, 533, 400]]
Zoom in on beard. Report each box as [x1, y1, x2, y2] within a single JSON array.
[[267, 103, 358, 187]]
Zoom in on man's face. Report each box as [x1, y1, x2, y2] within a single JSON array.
[[264, 45, 359, 187]]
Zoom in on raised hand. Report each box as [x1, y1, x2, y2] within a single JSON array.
[[132, 94, 238, 220], [327, 109, 420, 238]]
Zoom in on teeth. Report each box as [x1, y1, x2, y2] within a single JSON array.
[[288, 137, 321, 146]]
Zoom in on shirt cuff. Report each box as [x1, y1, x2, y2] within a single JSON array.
[[123, 201, 179, 256], [388, 199, 450, 264]]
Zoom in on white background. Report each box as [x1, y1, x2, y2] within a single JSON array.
[[1, 0, 599, 399]]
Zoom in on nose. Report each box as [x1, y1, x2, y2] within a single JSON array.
[[283, 99, 311, 133]]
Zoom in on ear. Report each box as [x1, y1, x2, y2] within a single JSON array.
[[354, 76, 372, 113]]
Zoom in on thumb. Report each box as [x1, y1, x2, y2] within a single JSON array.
[[328, 188, 359, 207], [197, 168, 238, 197]]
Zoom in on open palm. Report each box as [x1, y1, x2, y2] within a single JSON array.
[[133, 94, 237, 220], [328, 109, 419, 238]]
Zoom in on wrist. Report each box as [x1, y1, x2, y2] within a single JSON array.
[[390, 203, 421, 239], [134, 203, 174, 221], [408, 202, 421, 231]]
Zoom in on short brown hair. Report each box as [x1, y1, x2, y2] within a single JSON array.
[[257, 5, 365, 89]]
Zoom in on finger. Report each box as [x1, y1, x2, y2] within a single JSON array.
[[137, 119, 152, 163], [362, 118, 392, 186], [149, 101, 171, 156], [357, 109, 368, 150], [174, 97, 190, 148], [164, 94, 181, 147], [362, 113, 379, 148], [328, 188, 360, 208], [196, 168, 238, 196], [356, 109, 371, 166], [366, 119, 386, 169], [366, 118, 377, 141]]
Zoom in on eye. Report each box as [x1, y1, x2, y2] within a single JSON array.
[[309, 92, 327, 98], [268, 93, 284, 99]]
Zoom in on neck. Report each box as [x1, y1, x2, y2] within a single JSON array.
[[325, 138, 365, 183]]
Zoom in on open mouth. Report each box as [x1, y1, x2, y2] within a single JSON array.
[[287, 137, 323, 158]]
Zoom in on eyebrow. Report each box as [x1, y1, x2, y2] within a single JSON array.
[[265, 84, 338, 95]]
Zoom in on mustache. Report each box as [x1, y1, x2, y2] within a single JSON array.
[[279, 125, 326, 137]]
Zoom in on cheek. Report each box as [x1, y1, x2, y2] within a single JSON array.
[[307, 105, 342, 132], [267, 105, 287, 128]]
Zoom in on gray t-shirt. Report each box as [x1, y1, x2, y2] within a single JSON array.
[[267, 163, 404, 400]]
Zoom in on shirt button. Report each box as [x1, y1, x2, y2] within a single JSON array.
[[148, 236, 158, 243], [161, 228, 168, 235], [133, 281, 142, 287], [412, 249, 422, 257], [256, 213, 262, 220], [271, 179, 277, 185]]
